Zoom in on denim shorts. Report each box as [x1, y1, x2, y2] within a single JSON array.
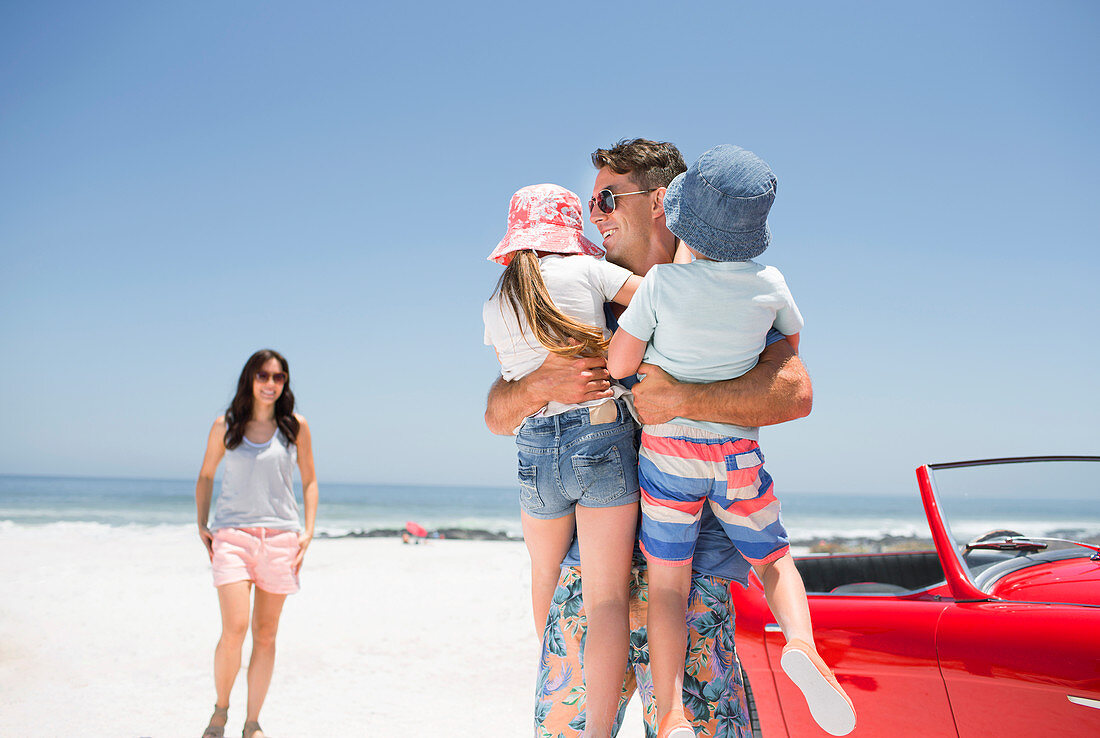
[[516, 397, 640, 519]]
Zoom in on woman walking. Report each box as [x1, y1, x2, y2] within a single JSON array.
[[195, 349, 318, 738]]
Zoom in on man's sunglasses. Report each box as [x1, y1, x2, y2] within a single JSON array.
[[588, 188, 655, 214], [256, 371, 287, 384]]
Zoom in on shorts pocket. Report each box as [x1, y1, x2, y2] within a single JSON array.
[[211, 528, 242, 558], [518, 463, 544, 511], [573, 444, 629, 504], [725, 445, 764, 495], [272, 529, 301, 554]]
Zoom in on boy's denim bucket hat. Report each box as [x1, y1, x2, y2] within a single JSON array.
[[664, 144, 777, 261]]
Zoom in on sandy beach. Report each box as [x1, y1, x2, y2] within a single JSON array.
[[0, 524, 650, 737]]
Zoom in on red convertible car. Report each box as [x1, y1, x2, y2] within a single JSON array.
[[731, 456, 1100, 737]]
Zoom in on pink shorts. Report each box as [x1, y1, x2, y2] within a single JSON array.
[[211, 527, 301, 594]]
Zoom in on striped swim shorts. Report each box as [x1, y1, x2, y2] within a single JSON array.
[[638, 423, 789, 567]]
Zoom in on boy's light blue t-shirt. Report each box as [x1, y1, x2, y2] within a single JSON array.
[[617, 259, 803, 439]]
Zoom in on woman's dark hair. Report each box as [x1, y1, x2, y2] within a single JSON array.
[[224, 349, 300, 450]]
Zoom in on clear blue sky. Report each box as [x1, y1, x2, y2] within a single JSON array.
[[2, 1, 1097, 496]]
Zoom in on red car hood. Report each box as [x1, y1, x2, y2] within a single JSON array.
[[989, 557, 1100, 606]]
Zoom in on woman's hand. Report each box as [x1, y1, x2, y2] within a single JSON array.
[[198, 524, 214, 561], [294, 531, 313, 573], [195, 417, 226, 562]]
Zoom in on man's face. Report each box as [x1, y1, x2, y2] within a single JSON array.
[[589, 167, 656, 271]]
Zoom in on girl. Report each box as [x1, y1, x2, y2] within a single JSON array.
[[482, 184, 641, 738], [196, 349, 318, 738]]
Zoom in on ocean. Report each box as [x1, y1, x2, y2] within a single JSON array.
[[2, 474, 1096, 546]]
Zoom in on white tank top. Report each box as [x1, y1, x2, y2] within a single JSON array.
[[211, 429, 300, 531]]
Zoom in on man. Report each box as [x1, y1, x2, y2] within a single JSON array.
[[485, 139, 812, 737]]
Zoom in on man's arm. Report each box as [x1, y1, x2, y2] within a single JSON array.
[[484, 353, 614, 435], [631, 339, 812, 427]]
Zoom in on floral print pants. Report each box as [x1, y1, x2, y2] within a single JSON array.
[[535, 564, 754, 738]]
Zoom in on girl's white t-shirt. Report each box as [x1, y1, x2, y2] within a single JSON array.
[[483, 253, 632, 418]]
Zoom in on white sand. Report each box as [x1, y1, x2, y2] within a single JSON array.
[[0, 525, 648, 736]]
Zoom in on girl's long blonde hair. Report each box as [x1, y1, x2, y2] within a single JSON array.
[[494, 250, 608, 358]]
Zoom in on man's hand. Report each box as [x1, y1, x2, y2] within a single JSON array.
[[485, 352, 613, 435], [532, 352, 613, 405], [631, 363, 685, 425], [631, 341, 812, 428]]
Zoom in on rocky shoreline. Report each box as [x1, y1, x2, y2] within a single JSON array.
[[317, 527, 522, 542], [318, 527, 1100, 553]]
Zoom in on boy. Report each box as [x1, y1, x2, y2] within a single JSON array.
[[608, 144, 855, 738]]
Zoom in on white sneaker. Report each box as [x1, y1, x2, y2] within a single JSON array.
[[780, 640, 856, 736]]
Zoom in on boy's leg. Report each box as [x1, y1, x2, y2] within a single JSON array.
[[755, 555, 855, 735], [633, 572, 755, 738], [752, 553, 813, 645], [715, 442, 855, 736], [637, 428, 716, 734], [646, 562, 693, 732]]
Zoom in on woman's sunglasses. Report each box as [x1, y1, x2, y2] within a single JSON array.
[[255, 371, 287, 384], [588, 188, 655, 214]]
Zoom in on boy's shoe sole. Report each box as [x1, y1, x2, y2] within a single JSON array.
[[780, 640, 856, 736], [657, 710, 696, 738]]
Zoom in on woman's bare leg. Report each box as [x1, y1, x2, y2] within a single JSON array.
[[245, 587, 288, 731], [521, 510, 577, 635], [212, 581, 252, 726], [575, 503, 637, 738]]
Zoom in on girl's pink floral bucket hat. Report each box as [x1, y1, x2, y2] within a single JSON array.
[[487, 183, 604, 266]]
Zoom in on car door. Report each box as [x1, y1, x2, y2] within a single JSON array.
[[937, 602, 1100, 735], [764, 596, 958, 737]]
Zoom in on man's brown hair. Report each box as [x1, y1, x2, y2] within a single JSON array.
[[590, 138, 687, 191]]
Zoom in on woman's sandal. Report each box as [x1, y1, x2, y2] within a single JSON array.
[[242, 720, 263, 738], [201, 705, 229, 738]]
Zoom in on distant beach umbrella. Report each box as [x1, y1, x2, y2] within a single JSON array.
[[406, 521, 428, 538]]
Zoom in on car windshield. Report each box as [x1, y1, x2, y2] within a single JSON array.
[[927, 457, 1100, 581]]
